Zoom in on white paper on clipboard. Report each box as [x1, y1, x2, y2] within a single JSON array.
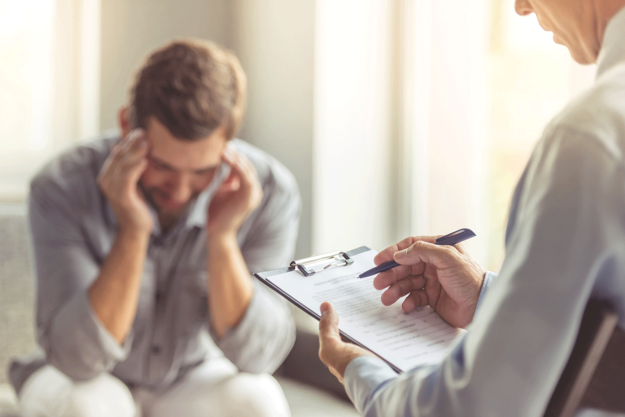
[[255, 247, 465, 373]]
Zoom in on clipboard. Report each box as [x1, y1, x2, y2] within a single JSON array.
[[254, 247, 464, 374]]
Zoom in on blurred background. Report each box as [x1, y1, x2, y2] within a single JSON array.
[[0, 0, 595, 269], [0, 0, 596, 413]]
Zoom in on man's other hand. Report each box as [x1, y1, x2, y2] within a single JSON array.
[[97, 129, 153, 235], [318, 302, 375, 384], [207, 146, 263, 237], [373, 236, 486, 328]]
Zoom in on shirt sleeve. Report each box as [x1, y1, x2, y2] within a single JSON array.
[[343, 127, 618, 416], [29, 179, 132, 381], [475, 271, 497, 312], [212, 162, 301, 373]]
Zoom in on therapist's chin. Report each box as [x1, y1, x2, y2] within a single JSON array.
[[553, 34, 598, 65]]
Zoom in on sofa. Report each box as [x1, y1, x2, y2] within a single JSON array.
[[0, 205, 359, 417]]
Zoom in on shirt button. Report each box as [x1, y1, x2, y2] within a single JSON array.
[[151, 345, 161, 355], [155, 292, 163, 302]]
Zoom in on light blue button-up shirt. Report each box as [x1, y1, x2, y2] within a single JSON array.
[[9, 137, 301, 393], [344, 7, 625, 417]]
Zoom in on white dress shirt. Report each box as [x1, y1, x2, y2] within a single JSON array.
[[344, 7, 625, 417]]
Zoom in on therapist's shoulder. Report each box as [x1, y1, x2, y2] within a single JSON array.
[[543, 64, 625, 161], [230, 138, 300, 200]]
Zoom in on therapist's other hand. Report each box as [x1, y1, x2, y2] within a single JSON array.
[[318, 302, 375, 384], [373, 236, 486, 328]]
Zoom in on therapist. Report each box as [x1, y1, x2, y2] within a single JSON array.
[[318, 0, 625, 415]]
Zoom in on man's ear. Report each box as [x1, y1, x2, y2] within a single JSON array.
[[118, 107, 132, 138]]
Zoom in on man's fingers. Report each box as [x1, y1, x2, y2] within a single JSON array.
[[117, 129, 145, 157], [215, 170, 241, 194], [319, 302, 341, 342], [393, 240, 459, 269], [222, 146, 258, 189], [380, 275, 427, 306], [373, 237, 412, 265], [402, 290, 429, 312], [373, 264, 414, 290], [373, 236, 440, 265]]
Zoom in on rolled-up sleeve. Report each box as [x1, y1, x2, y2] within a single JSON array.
[[213, 281, 295, 373], [29, 181, 131, 381], [212, 158, 300, 373]]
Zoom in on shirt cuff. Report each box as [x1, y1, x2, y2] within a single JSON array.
[[47, 289, 133, 379], [475, 270, 498, 313], [344, 356, 398, 415]]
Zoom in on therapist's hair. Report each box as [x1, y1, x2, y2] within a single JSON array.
[[128, 38, 247, 141]]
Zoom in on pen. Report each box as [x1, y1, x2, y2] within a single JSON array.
[[358, 228, 476, 279]]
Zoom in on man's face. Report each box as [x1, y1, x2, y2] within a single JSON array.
[[514, 0, 600, 64], [138, 116, 226, 220]]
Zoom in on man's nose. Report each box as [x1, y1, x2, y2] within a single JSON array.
[[514, 0, 533, 16], [170, 174, 193, 202]]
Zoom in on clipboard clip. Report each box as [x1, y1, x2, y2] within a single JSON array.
[[289, 251, 354, 277]]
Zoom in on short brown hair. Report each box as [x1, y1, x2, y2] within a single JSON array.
[[128, 39, 247, 140]]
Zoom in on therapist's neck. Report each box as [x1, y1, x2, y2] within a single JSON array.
[[595, 0, 625, 44]]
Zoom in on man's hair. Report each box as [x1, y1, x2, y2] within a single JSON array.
[[128, 39, 247, 140]]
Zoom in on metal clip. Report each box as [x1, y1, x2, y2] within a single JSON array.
[[289, 251, 354, 277]]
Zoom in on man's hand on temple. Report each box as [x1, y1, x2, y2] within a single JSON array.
[[373, 236, 486, 328], [207, 146, 263, 238], [318, 302, 375, 384], [206, 145, 262, 337], [97, 129, 152, 235]]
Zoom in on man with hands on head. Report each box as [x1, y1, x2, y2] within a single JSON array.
[[10, 39, 300, 417], [319, 0, 625, 415]]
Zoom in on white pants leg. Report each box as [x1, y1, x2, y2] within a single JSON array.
[[19, 365, 136, 417], [139, 358, 290, 417]]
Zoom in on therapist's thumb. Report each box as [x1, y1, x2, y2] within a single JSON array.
[[319, 302, 340, 341], [393, 240, 457, 266]]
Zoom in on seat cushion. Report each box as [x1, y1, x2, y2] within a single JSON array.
[[276, 376, 359, 417]]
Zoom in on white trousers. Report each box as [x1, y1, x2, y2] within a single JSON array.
[[18, 359, 290, 417]]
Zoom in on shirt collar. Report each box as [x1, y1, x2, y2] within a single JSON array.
[[596, 6, 625, 78]]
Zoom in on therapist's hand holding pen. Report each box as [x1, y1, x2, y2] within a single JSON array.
[[319, 232, 488, 383], [372, 234, 486, 329]]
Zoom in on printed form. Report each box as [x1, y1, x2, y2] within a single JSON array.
[[267, 250, 465, 372]]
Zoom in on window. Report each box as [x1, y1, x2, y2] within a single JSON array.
[[313, 0, 595, 270], [0, 0, 101, 201]]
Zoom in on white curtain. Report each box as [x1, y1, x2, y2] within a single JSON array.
[[0, 0, 100, 200]]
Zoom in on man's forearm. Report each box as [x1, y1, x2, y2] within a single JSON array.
[[207, 233, 254, 338], [88, 228, 149, 343]]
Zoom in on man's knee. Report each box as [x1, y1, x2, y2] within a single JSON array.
[[20, 365, 136, 417], [216, 373, 290, 417]]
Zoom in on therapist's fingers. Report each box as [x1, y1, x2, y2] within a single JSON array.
[[373, 263, 420, 290], [402, 290, 429, 312], [319, 302, 341, 344], [393, 240, 461, 270], [380, 275, 427, 306], [452, 242, 469, 255], [373, 236, 439, 266]]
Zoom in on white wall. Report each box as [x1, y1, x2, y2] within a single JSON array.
[[99, 0, 232, 131], [230, 0, 315, 259], [313, 0, 396, 254]]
